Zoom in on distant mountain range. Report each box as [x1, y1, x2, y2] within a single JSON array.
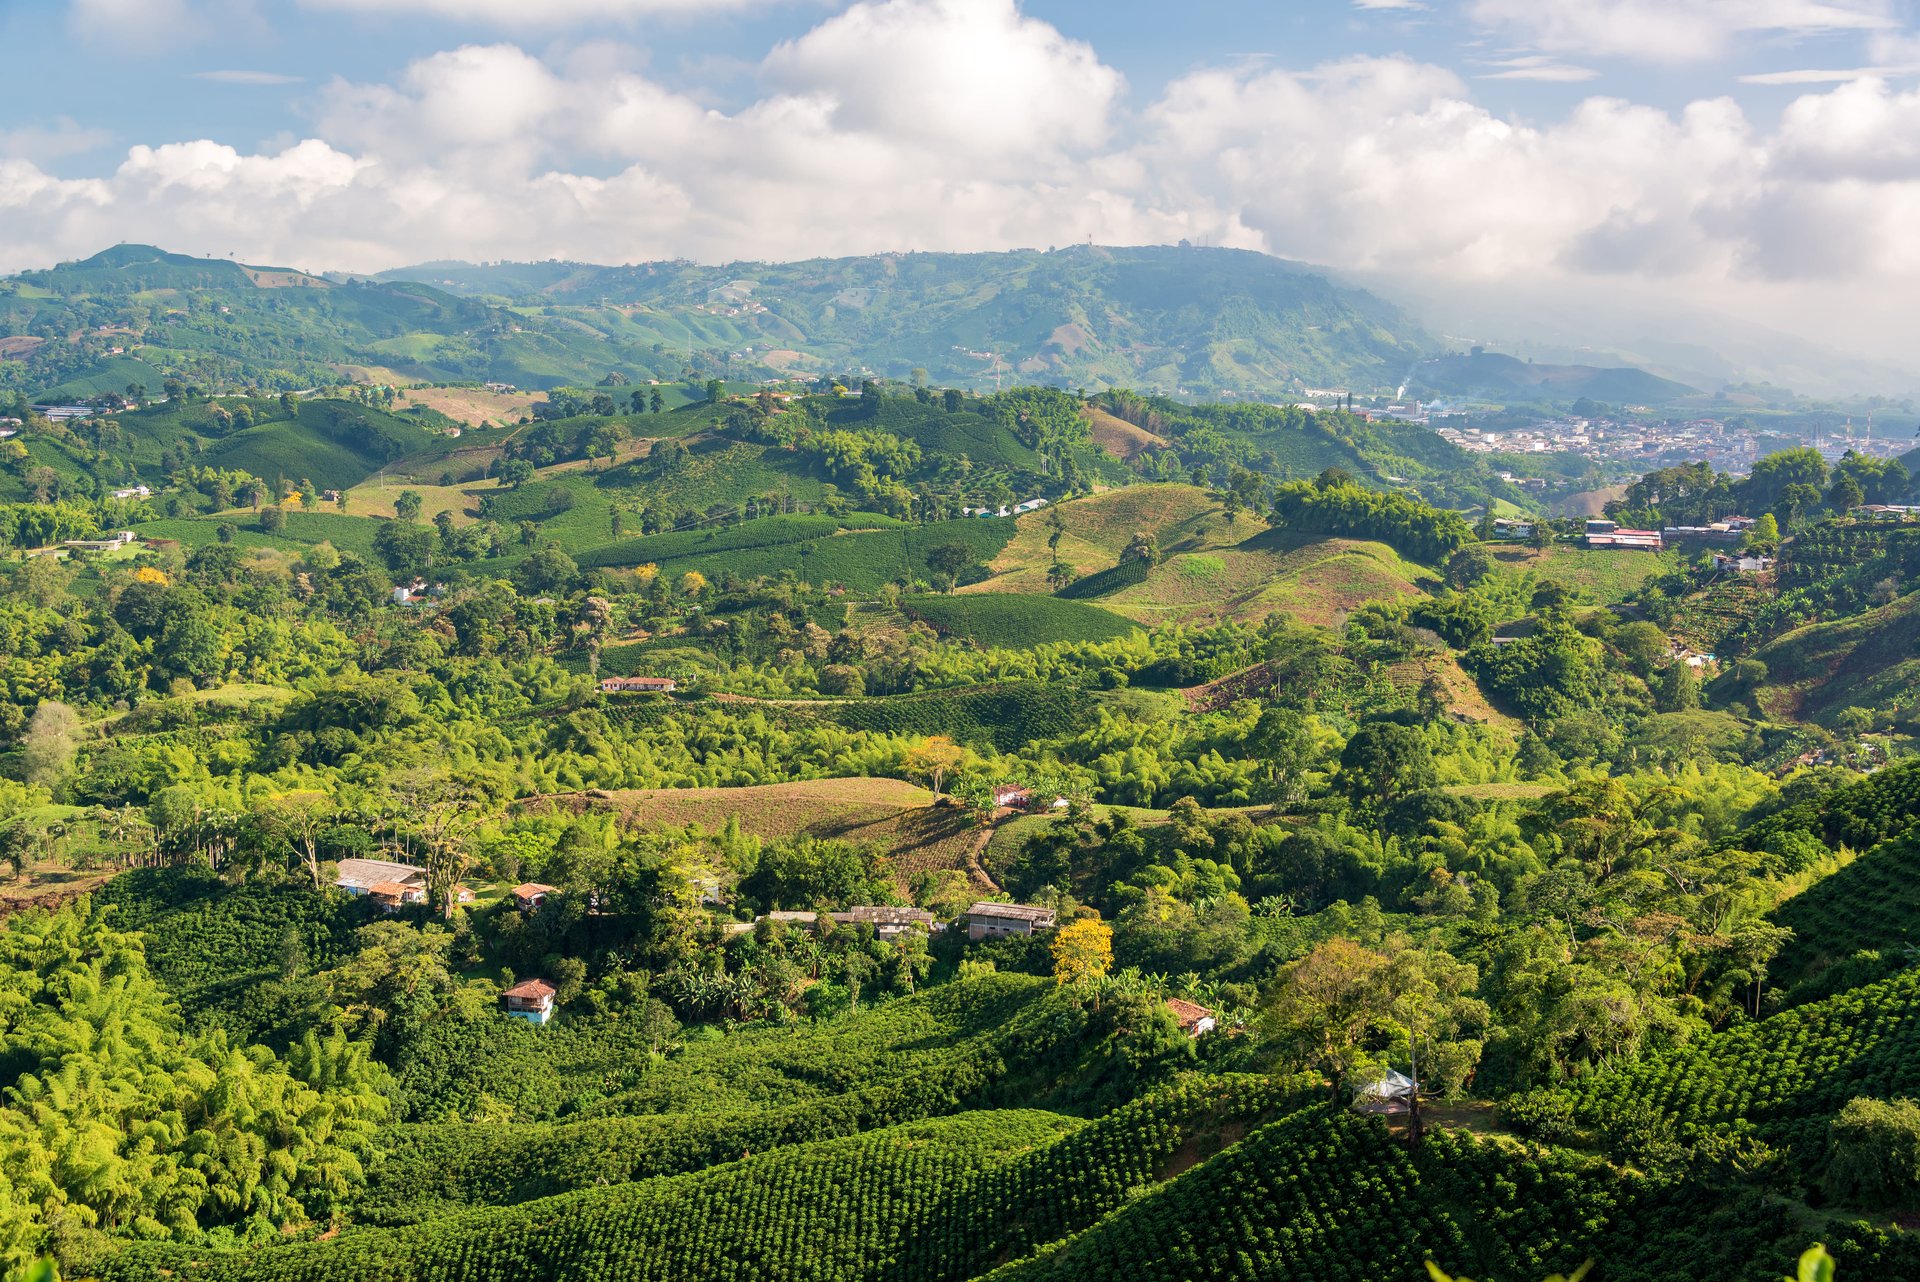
[[0, 242, 1700, 405]]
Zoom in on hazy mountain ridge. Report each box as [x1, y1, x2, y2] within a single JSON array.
[[4, 243, 1719, 408]]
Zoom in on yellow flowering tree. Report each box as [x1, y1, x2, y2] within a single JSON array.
[[1051, 916, 1112, 991]]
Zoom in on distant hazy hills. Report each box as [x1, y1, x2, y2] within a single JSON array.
[[3, 242, 1687, 404], [372, 245, 1437, 396], [1412, 348, 1697, 405]]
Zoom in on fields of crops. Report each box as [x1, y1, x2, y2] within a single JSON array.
[[901, 594, 1140, 647]]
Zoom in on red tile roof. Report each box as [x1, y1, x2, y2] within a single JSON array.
[[502, 979, 556, 1000], [1166, 998, 1215, 1033]]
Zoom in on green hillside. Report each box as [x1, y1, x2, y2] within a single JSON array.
[[1749, 591, 1920, 723], [1411, 349, 1697, 403], [381, 245, 1436, 398], [900, 594, 1140, 647]]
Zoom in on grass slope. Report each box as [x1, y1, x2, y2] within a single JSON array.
[[901, 594, 1140, 647], [1488, 544, 1676, 606], [970, 486, 1429, 626], [1750, 591, 1920, 723]]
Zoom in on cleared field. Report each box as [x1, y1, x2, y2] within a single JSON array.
[[340, 477, 500, 525], [1082, 405, 1168, 459], [1385, 654, 1524, 731], [393, 386, 544, 427], [971, 485, 1426, 627], [1488, 543, 1673, 604], [1444, 782, 1558, 802], [534, 777, 992, 894], [977, 484, 1228, 592]]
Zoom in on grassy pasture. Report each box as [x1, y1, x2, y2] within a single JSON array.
[[545, 777, 991, 894]]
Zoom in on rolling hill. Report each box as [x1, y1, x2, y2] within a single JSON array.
[[1410, 348, 1697, 404], [967, 485, 1432, 627], [378, 244, 1438, 398]]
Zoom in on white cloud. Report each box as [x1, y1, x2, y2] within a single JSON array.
[[70, 0, 197, 43], [0, 119, 115, 164], [1739, 65, 1920, 84], [1476, 55, 1599, 82], [13, 1, 1920, 358], [760, 0, 1121, 163], [1470, 0, 1896, 63], [193, 69, 305, 85], [300, 0, 779, 21]]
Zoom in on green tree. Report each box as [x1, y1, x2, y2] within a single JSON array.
[[1338, 722, 1437, 821], [19, 702, 81, 791], [1120, 530, 1160, 566], [1264, 937, 1392, 1103], [1444, 545, 1493, 590], [393, 490, 424, 523], [925, 542, 976, 592], [1823, 1097, 1920, 1210]]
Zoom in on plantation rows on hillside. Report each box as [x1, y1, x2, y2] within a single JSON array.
[[1547, 970, 1920, 1154]]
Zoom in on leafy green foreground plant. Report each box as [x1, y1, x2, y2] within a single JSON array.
[[0, 904, 389, 1273]]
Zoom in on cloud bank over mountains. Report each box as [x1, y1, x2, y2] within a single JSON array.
[[5, 0, 1920, 354]]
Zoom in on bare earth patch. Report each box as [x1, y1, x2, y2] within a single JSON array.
[[394, 386, 544, 427]]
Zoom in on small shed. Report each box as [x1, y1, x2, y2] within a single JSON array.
[[511, 882, 558, 911], [367, 880, 426, 911]]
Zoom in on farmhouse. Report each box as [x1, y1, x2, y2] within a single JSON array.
[[1587, 528, 1663, 551], [109, 486, 151, 500], [965, 901, 1056, 940], [833, 906, 939, 939], [367, 880, 426, 911], [600, 676, 677, 694], [61, 531, 137, 552], [511, 882, 557, 911], [1852, 504, 1920, 522], [739, 907, 939, 939], [335, 857, 427, 897], [991, 784, 1033, 810], [500, 978, 556, 1025], [1166, 998, 1217, 1037], [1662, 524, 1744, 544], [1713, 553, 1773, 573]]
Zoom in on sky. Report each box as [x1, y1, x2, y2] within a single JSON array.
[[3, 0, 1920, 362]]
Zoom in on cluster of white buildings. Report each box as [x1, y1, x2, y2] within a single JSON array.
[[962, 498, 1049, 519]]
